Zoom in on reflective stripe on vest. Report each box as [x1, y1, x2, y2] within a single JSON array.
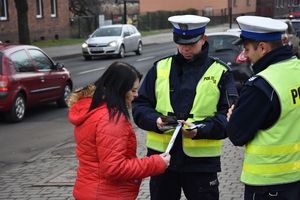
[[146, 57, 227, 157], [241, 58, 300, 185]]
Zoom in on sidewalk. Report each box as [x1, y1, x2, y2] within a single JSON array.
[[43, 23, 238, 60], [0, 124, 244, 200], [0, 23, 245, 200]]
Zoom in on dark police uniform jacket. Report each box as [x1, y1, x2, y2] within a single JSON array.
[[227, 45, 300, 191], [133, 42, 238, 172]]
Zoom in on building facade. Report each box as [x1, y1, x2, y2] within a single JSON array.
[[256, 0, 300, 18], [0, 0, 71, 43], [139, 0, 256, 17]]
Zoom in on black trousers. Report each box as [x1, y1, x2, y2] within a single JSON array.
[[150, 169, 219, 200], [244, 181, 300, 200]]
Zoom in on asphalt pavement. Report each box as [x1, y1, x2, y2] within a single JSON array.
[[0, 23, 245, 200]]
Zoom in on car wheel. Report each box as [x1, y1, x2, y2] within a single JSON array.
[[118, 45, 125, 58], [57, 83, 72, 108], [135, 42, 142, 55], [6, 93, 26, 122], [84, 55, 92, 61]]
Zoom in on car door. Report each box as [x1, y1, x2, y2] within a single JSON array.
[[9, 49, 48, 106], [28, 48, 64, 101], [123, 26, 133, 52], [128, 25, 140, 50]]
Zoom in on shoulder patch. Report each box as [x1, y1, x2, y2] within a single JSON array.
[[248, 76, 257, 82], [209, 56, 231, 70]]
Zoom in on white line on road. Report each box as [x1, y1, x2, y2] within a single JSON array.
[[77, 67, 106, 75], [136, 56, 154, 62]]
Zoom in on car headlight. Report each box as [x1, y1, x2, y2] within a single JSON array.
[[82, 43, 88, 48], [108, 41, 117, 47]]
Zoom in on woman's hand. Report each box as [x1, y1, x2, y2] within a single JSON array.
[[159, 153, 171, 167]]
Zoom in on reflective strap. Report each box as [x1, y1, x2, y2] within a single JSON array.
[[246, 142, 300, 155], [243, 160, 300, 174], [146, 130, 173, 152], [183, 139, 223, 157], [183, 138, 222, 147]]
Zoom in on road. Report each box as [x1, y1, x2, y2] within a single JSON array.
[[0, 42, 176, 174]]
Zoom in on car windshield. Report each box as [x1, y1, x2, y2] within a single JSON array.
[[92, 27, 122, 37], [290, 7, 300, 12], [207, 35, 239, 53], [292, 21, 300, 32]]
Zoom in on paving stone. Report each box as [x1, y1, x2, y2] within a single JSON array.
[[0, 127, 244, 199]]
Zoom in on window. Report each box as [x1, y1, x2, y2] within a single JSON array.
[[247, 0, 251, 6], [36, 0, 43, 18], [233, 0, 237, 7], [28, 49, 52, 71], [0, 0, 8, 21], [11, 50, 35, 72], [203, 7, 213, 16], [50, 0, 57, 17]]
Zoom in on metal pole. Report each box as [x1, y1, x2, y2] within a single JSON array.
[[123, 0, 127, 24], [228, 0, 232, 29]]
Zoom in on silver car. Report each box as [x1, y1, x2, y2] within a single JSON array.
[[82, 24, 143, 60]]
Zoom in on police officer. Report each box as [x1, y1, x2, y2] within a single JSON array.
[[227, 16, 300, 200], [133, 15, 238, 200]]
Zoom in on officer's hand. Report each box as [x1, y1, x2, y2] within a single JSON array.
[[227, 104, 235, 121], [181, 121, 197, 139], [156, 117, 167, 129]]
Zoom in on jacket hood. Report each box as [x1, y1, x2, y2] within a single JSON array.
[[69, 98, 94, 126]]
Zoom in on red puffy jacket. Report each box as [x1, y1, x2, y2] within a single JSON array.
[[69, 98, 166, 200]]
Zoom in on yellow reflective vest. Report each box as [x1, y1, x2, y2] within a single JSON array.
[[146, 57, 227, 157], [241, 58, 300, 185]]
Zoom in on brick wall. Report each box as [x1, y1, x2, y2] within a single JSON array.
[[140, 0, 256, 16], [0, 1, 18, 43], [0, 0, 71, 43]]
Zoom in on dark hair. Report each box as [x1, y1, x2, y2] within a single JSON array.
[[243, 38, 283, 50], [89, 61, 142, 122]]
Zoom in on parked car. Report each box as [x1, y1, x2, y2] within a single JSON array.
[[81, 24, 143, 60], [288, 6, 300, 19], [278, 19, 300, 57], [207, 31, 253, 90], [291, 18, 300, 37], [0, 43, 73, 122]]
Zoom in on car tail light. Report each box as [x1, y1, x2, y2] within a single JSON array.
[[235, 50, 248, 64], [0, 76, 8, 92]]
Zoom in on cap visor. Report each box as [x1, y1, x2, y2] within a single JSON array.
[[174, 35, 202, 45]]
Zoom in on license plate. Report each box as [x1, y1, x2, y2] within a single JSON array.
[[91, 47, 103, 51]]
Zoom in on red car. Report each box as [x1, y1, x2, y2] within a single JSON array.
[[0, 43, 73, 122]]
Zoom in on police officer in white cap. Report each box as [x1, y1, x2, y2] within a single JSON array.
[[133, 15, 238, 200], [227, 15, 300, 200]]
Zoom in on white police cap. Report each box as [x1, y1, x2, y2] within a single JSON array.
[[168, 15, 210, 44], [236, 16, 287, 43]]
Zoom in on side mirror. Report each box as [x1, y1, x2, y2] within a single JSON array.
[[54, 63, 65, 69]]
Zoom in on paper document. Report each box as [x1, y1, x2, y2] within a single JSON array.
[[165, 123, 182, 154]]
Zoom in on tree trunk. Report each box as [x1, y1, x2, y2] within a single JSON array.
[[14, 0, 31, 44]]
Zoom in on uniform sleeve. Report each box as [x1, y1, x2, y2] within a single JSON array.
[[226, 78, 280, 146], [96, 119, 166, 181], [193, 70, 239, 140], [132, 65, 162, 132]]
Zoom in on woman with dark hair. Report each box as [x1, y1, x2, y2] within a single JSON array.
[[68, 61, 170, 200]]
